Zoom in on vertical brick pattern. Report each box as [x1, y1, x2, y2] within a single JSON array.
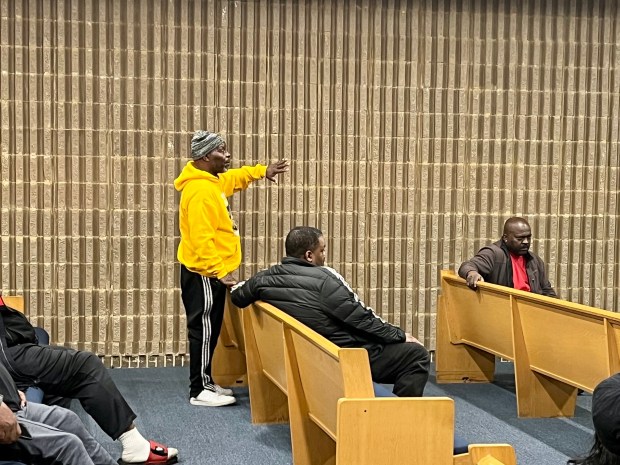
[[0, 1, 617, 363]]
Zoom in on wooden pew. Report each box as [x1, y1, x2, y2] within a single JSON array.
[[246, 300, 515, 465], [212, 292, 247, 387], [3, 296, 24, 312], [437, 269, 620, 417], [241, 299, 291, 424]]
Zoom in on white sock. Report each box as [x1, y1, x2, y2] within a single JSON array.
[[118, 427, 150, 462]]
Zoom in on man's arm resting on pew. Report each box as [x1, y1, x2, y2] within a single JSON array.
[[230, 278, 259, 308], [319, 273, 405, 344], [458, 246, 498, 281]]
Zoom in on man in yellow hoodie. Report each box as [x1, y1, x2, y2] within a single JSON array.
[[175, 130, 289, 407]]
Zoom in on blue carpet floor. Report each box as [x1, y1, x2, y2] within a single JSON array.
[[73, 361, 593, 465], [426, 361, 593, 465]]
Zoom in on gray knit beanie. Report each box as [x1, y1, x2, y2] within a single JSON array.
[[190, 130, 225, 160]]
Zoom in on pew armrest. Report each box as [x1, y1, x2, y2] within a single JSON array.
[[467, 444, 517, 465], [336, 397, 455, 464]]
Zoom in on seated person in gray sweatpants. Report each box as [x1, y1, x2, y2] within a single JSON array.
[[0, 361, 116, 465]]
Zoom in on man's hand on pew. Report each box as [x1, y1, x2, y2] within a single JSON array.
[[405, 333, 424, 346], [466, 270, 484, 290]]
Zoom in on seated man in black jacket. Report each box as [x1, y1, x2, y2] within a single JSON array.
[[0, 296, 178, 465], [231, 226, 430, 397], [0, 361, 116, 465], [458, 217, 557, 297]]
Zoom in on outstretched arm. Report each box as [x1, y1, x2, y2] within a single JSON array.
[[220, 159, 289, 195]]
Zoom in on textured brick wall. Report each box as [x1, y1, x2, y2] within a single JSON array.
[[0, 0, 618, 364]]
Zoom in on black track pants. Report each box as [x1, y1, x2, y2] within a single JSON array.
[[180, 264, 227, 398], [7, 344, 136, 440]]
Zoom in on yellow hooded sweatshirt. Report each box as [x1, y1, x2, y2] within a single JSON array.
[[175, 161, 267, 278]]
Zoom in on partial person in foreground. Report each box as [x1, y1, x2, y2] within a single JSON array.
[[0, 361, 116, 465], [458, 216, 557, 297], [0, 296, 178, 465], [230, 226, 430, 397], [568, 372, 620, 465], [175, 130, 289, 407]]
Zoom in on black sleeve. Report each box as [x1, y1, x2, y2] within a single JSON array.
[[319, 276, 405, 344], [230, 276, 260, 308], [537, 257, 558, 298]]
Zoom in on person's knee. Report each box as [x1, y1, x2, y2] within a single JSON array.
[[186, 327, 205, 340], [78, 350, 105, 372], [62, 432, 82, 448], [56, 432, 89, 462], [420, 346, 431, 365], [49, 404, 81, 424], [398, 344, 430, 375], [30, 404, 81, 432], [70, 350, 109, 387], [408, 343, 430, 363]]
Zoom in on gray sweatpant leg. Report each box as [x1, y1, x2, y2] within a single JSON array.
[[16, 402, 116, 465]]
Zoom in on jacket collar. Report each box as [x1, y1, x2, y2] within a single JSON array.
[[281, 256, 318, 267]]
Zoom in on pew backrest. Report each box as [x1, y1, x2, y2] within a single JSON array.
[[437, 269, 620, 417], [244, 301, 290, 393], [3, 296, 24, 312]]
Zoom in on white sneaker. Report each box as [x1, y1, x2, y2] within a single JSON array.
[[214, 384, 233, 396], [190, 389, 236, 407]]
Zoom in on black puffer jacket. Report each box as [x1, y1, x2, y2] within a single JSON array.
[[231, 257, 405, 358]]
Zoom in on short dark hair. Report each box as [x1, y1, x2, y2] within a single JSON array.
[[285, 226, 323, 259], [503, 217, 530, 236]]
